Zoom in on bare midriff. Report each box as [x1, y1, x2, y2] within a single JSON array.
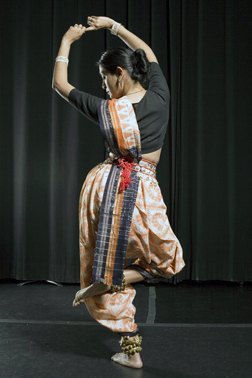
[[141, 148, 162, 165]]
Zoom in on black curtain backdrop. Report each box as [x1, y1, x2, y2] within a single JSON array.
[[1, 0, 251, 283]]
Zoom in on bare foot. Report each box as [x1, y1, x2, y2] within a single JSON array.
[[111, 352, 143, 369], [72, 288, 89, 307], [72, 283, 110, 307]]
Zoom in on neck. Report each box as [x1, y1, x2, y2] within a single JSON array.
[[124, 85, 143, 96]]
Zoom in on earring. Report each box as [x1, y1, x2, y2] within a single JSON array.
[[119, 77, 123, 89]]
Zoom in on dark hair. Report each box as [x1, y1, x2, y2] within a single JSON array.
[[97, 47, 150, 85]]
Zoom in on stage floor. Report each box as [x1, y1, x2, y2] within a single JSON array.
[[1, 280, 252, 378]]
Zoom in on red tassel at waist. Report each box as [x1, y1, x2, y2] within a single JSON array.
[[117, 156, 134, 192], [111, 156, 157, 191]]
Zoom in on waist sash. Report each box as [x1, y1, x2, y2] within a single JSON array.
[[91, 97, 142, 286]]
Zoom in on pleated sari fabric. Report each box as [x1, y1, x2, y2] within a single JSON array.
[[91, 97, 142, 287], [79, 97, 185, 333]]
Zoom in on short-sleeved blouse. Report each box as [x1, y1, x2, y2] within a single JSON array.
[[68, 62, 170, 154]]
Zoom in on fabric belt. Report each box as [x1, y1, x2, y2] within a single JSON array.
[[132, 159, 156, 179], [105, 154, 157, 180]]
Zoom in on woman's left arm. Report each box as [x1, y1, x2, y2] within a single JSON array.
[[52, 24, 88, 101]]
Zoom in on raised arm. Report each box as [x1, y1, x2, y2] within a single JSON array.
[[52, 17, 158, 100], [117, 26, 158, 63], [87, 16, 158, 63], [52, 24, 88, 100]]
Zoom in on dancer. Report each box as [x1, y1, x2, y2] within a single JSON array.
[[52, 16, 185, 369]]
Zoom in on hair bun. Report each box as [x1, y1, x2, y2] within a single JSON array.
[[97, 47, 150, 85], [131, 49, 150, 84]]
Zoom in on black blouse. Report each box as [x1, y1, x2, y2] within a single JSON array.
[[68, 62, 170, 154]]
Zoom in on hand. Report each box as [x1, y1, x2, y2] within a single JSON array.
[[86, 16, 114, 31], [62, 24, 88, 44]]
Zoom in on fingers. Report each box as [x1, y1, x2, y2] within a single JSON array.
[[87, 15, 98, 29], [69, 24, 86, 39], [71, 24, 85, 31], [87, 15, 97, 24], [68, 17, 99, 38], [76, 23, 86, 31], [85, 26, 96, 32]]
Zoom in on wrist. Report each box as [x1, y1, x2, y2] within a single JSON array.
[[110, 21, 121, 36], [61, 36, 72, 46], [108, 18, 115, 29]]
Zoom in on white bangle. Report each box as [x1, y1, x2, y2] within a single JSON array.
[[111, 22, 121, 35], [55, 56, 69, 65]]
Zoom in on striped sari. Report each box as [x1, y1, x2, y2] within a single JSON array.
[[91, 97, 142, 287], [79, 96, 185, 333]]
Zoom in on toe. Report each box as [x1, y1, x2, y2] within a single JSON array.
[[111, 353, 120, 361]]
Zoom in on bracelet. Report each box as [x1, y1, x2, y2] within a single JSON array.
[[111, 22, 121, 35], [55, 56, 69, 65]]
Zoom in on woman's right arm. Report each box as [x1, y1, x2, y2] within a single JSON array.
[[87, 16, 158, 63], [117, 25, 158, 63], [52, 24, 88, 100]]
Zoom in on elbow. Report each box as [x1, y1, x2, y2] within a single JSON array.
[[52, 71, 62, 91], [52, 76, 56, 91], [52, 78, 59, 91]]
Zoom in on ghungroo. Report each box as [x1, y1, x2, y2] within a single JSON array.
[[119, 335, 142, 355], [110, 274, 127, 292]]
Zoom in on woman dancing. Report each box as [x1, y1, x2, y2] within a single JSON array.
[[52, 16, 185, 369]]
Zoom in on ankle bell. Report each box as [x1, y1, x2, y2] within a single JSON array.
[[119, 335, 142, 355], [110, 274, 127, 292]]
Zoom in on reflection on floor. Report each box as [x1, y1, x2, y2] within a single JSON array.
[[1, 280, 252, 378]]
